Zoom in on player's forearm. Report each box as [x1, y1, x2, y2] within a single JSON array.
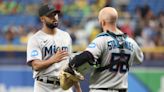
[[69, 51, 94, 69], [31, 51, 68, 71], [31, 59, 55, 71]]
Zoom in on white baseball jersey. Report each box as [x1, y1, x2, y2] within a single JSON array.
[[86, 30, 144, 89], [27, 28, 72, 78]]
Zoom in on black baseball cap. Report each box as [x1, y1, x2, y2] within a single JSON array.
[[38, 4, 60, 17]]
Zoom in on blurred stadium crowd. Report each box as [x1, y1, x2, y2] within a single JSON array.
[[0, 0, 164, 60]]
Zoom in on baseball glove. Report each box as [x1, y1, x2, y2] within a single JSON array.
[[59, 70, 84, 90]]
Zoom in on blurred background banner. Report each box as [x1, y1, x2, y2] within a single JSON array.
[[0, 0, 164, 92]]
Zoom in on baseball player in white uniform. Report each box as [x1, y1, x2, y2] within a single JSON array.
[[63, 7, 144, 92], [26, 4, 81, 92]]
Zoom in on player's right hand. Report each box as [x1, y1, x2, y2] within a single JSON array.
[[50, 50, 69, 63]]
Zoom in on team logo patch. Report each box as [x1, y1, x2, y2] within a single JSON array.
[[88, 43, 96, 48], [31, 50, 38, 57]]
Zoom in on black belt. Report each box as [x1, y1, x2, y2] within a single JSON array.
[[36, 76, 60, 85], [92, 88, 127, 92]]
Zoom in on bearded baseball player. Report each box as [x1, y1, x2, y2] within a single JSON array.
[[60, 7, 144, 92], [26, 4, 81, 92]]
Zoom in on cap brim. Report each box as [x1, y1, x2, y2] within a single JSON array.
[[45, 9, 60, 16]]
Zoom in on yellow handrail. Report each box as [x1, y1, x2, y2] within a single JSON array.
[[0, 45, 26, 52], [0, 45, 164, 53], [141, 46, 164, 53]]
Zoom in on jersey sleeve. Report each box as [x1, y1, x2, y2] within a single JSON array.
[[132, 39, 144, 64], [86, 37, 105, 61], [26, 36, 42, 65]]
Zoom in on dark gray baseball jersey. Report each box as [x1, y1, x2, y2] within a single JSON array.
[[86, 30, 144, 89]]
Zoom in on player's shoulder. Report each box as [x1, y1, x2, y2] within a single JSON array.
[[28, 30, 43, 41], [125, 36, 138, 46], [125, 36, 134, 42], [89, 32, 109, 43], [96, 32, 111, 38], [56, 28, 71, 39], [95, 32, 115, 42], [57, 28, 69, 35]]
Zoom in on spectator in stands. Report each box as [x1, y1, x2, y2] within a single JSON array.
[[17, 25, 28, 45], [120, 12, 134, 38], [0, 26, 20, 45], [158, 11, 164, 45], [53, 0, 64, 11]]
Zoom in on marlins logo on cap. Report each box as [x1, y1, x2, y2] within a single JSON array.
[[47, 4, 54, 10]]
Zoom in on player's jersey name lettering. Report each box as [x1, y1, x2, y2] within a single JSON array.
[[107, 40, 133, 51]]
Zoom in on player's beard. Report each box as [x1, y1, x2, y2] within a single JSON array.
[[45, 21, 58, 29]]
